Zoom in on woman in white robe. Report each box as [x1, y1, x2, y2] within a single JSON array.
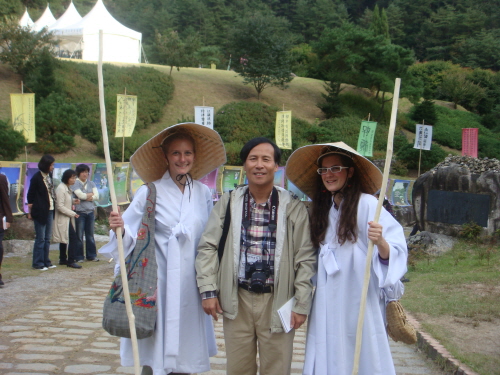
[[285, 142, 408, 375], [100, 123, 226, 375]]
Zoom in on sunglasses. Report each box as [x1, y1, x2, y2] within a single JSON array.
[[317, 166, 350, 175]]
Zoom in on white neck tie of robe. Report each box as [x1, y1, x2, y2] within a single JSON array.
[[319, 243, 340, 276], [165, 222, 191, 356]]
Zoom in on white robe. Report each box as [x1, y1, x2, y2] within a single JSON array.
[[99, 171, 217, 375], [303, 193, 408, 375]]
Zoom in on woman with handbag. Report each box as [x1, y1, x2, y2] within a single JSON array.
[[285, 142, 408, 375], [100, 123, 226, 375], [52, 169, 81, 269]]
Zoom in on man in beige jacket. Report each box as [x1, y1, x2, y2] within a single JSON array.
[[196, 138, 316, 375]]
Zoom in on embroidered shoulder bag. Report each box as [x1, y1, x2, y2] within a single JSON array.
[[102, 183, 158, 339]]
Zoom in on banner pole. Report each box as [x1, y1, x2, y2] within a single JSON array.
[[418, 120, 425, 176], [97, 30, 141, 375], [352, 78, 401, 375]]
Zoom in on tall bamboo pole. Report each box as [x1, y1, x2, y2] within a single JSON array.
[[351, 78, 401, 375], [97, 30, 141, 375]]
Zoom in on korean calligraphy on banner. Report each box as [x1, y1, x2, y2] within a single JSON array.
[[356, 121, 377, 157], [413, 124, 433, 150], [10, 93, 36, 143], [115, 95, 137, 137], [462, 128, 478, 158], [195, 106, 214, 129], [275, 111, 292, 150]]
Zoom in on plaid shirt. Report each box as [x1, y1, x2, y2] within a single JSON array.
[[238, 191, 276, 285], [201, 190, 277, 300]]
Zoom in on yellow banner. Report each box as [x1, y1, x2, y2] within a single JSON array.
[[115, 94, 137, 137], [275, 111, 292, 149], [10, 93, 35, 143]]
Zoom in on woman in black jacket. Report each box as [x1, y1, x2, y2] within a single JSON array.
[[27, 155, 57, 270]]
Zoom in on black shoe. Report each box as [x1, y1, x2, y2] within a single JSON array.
[[0, 279, 4, 286], [59, 260, 68, 265], [67, 263, 82, 269]]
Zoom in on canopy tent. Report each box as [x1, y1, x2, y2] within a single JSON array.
[[33, 4, 56, 32], [49, 1, 83, 57], [18, 8, 34, 28], [52, 0, 142, 64], [49, 1, 82, 30]]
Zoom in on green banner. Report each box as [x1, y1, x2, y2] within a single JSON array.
[[357, 121, 377, 157]]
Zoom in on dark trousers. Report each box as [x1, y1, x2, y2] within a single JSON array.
[[0, 228, 4, 280], [32, 211, 54, 268], [75, 211, 97, 260], [59, 221, 78, 264]]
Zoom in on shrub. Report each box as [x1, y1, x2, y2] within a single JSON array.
[[0, 119, 27, 160], [395, 135, 447, 171], [57, 61, 175, 144], [33, 93, 80, 154], [410, 99, 437, 125], [459, 221, 483, 241], [317, 116, 388, 152], [214, 101, 315, 165]]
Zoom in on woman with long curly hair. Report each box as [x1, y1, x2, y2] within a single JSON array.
[[286, 142, 408, 375]]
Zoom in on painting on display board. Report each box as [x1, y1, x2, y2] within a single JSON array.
[[129, 168, 144, 201], [391, 179, 411, 206], [199, 168, 219, 201], [286, 180, 310, 201], [0, 162, 23, 214], [113, 162, 130, 204], [52, 163, 72, 190], [92, 163, 111, 207], [219, 166, 243, 194]]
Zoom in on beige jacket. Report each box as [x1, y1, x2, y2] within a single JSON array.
[[196, 186, 317, 333], [52, 183, 77, 244]]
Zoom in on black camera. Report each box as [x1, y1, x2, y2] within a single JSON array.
[[245, 260, 270, 293]]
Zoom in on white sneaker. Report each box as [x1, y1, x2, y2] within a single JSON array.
[[40, 267, 48, 271], [48, 265, 57, 269]]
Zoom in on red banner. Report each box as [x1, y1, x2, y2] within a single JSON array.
[[462, 128, 478, 158]]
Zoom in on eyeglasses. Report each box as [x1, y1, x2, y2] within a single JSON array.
[[317, 166, 350, 175]]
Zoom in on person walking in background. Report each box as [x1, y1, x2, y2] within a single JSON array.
[[72, 164, 99, 262], [0, 173, 13, 286], [53, 169, 81, 269], [196, 137, 316, 375], [101, 123, 225, 375], [286, 142, 408, 375], [27, 155, 57, 271]]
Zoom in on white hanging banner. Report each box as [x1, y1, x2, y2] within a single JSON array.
[[194, 106, 214, 129], [413, 124, 433, 150]]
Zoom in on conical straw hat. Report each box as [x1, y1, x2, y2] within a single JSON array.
[[130, 123, 226, 182], [285, 142, 382, 198]]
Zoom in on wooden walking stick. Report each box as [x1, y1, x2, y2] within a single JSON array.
[[97, 30, 141, 375], [351, 78, 401, 375]]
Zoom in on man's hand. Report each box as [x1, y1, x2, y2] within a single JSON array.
[[290, 312, 307, 330], [5, 222, 10, 229], [202, 297, 223, 321]]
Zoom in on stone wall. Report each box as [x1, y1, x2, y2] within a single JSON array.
[[413, 155, 500, 236]]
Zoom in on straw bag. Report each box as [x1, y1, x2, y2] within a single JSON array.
[[102, 183, 158, 339], [386, 300, 417, 344]]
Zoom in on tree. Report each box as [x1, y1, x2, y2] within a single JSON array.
[[0, 119, 26, 161], [34, 93, 80, 154], [439, 72, 486, 110], [231, 13, 295, 99], [411, 99, 438, 125], [370, 5, 389, 39], [154, 29, 201, 75], [0, 18, 57, 78]]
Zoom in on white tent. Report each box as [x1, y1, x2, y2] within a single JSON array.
[[49, 1, 82, 30], [18, 8, 34, 28], [49, 1, 83, 57], [52, 0, 142, 64], [33, 4, 57, 32]]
